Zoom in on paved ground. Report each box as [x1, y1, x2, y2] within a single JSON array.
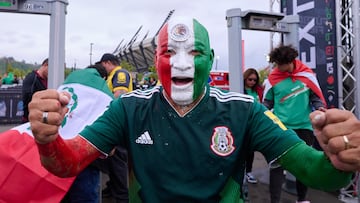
[[0, 124, 16, 132], [1, 124, 357, 203], [246, 152, 348, 203]]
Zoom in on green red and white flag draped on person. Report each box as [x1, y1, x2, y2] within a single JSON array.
[[0, 68, 113, 203], [264, 59, 327, 106], [156, 17, 214, 105]]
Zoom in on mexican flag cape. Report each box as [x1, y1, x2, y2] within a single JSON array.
[[0, 68, 113, 203], [263, 59, 326, 106]]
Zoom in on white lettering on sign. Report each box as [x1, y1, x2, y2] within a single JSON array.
[[292, 0, 316, 68]]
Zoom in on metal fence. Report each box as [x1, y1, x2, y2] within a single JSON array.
[[0, 85, 23, 124]]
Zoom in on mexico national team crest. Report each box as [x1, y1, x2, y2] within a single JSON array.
[[210, 126, 235, 156], [170, 23, 190, 42]]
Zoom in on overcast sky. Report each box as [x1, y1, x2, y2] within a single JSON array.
[[0, 0, 280, 71]]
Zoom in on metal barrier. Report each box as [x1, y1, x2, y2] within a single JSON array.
[[0, 85, 23, 124]]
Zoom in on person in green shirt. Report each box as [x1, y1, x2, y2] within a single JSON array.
[[28, 17, 354, 203], [2, 72, 14, 84], [243, 68, 263, 184], [263, 44, 327, 203]]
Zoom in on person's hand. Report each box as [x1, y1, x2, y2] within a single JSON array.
[[29, 89, 70, 144], [310, 109, 360, 171]]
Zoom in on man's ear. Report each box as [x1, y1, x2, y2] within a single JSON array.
[[154, 50, 160, 75], [154, 50, 158, 65], [209, 49, 215, 70]]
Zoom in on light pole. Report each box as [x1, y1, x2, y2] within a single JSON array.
[[90, 43, 94, 65]]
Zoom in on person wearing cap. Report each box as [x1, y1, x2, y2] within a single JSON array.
[[28, 16, 355, 202], [97, 53, 133, 98], [96, 53, 132, 202]]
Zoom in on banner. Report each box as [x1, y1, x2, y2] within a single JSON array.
[[281, 0, 338, 108]]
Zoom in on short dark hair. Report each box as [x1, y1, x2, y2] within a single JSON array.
[[269, 45, 298, 65], [42, 58, 49, 66], [87, 63, 108, 80], [97, 53, 120, 66]]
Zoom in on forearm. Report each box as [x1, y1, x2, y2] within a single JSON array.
[[310, 90, 326, 109], [279, 143, 352, 191], [263, 99, 273, 110], [36, 135, 101, 178]]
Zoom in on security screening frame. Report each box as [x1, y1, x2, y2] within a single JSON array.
[[0, 0, 68, 89], [226, 8, 301, 196], [226, 8, 299, 93]]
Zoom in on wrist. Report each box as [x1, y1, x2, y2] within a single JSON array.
[[34, 132, 59, 145], [36, 134, 63, 157]]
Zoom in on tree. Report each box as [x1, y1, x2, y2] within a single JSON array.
[[148, 65, 158, 80], [6, 60, 14, 73], [258, 66, 271, 85], [120, 61, 135, 72]]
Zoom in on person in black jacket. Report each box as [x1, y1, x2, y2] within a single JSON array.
[[22, 58, 48, 123]]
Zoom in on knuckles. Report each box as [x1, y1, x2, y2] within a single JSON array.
[[53, 113, 64, 125], [327, 138, 340, 153]]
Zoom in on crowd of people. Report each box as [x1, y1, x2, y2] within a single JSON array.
[[2, 13, 357, 203], [22, 16, 360, 203], [0, 72, 20, 85]]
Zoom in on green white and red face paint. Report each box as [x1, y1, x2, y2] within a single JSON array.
[[156, 17, 214, 105]]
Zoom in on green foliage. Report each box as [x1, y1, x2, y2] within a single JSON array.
[[6, 62, 14, 73], [258, 66, 271, 85], [0, 57, 39, 78], [148, 65, 158, 80], [0, 57, 72, 79], [137, 72, 143, 82], [120, 61, 135, 72], [65, 68, 72, 78]]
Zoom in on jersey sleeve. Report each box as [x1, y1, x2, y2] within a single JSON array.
[[279, 142, 352, 191], [79, 98, 127, 154], [247, 102, 302, 163], [111, 69, 132, 92]]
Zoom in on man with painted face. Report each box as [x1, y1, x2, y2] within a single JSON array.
[[29, 17, 354, 202]]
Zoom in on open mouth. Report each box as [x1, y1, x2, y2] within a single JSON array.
[[172, 77, 193, 86]]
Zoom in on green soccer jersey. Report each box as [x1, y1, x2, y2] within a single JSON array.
[[80, 86, 301, 202], [264, 78, 313, 130], [245, 88, 260, 103]]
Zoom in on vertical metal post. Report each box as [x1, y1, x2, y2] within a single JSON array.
[[226, 8, 243, 93], [350, 0, 360, 197], [90, 43, 94, 65], [353, 0, 360, 117], [48, 0, 68, 89], [282, 15, 300, 50], [335, 0, 344, 109]]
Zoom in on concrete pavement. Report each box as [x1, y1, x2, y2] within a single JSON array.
[[247, 152, 353, 203], [0, 124, 16, 132]]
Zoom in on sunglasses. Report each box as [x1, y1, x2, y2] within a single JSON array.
[[247, 78, 257, 82]]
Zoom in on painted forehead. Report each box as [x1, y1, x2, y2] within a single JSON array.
[[168, 18, 193, 42], [163, 18, 210, 47]]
